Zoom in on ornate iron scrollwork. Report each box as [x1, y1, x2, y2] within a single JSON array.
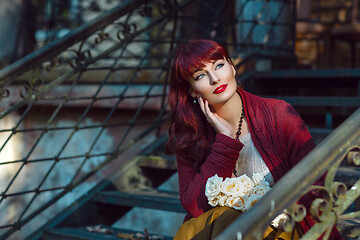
[[116, 22, 137, 41], [45, 57, 63, 72], [138, 2, 152, 17], [67, 48, 92, 69], [94, 29, 110, 44], [0, 88, 10, 101], [115, 22, 137, 41], [278, 147, 360, 239], [0, 79, 44, 102], [19, 79, 43, 99], [157, 0, 176, 16], [347, 148, 360, 165]]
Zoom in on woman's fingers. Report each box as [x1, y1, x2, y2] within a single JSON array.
[[197, 95, 206, 115], [201, 97, 215, 123], [204, 99, 215, 121], [196, 96, 233, 137]]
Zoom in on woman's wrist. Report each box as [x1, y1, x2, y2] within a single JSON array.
[[215, 133, 242, 146], [220, 130, 233, 139]]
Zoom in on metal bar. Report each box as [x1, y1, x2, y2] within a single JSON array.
[[2, 187, 65, 198], [0, 0, 148, 82], [0, 118, 165, 135]]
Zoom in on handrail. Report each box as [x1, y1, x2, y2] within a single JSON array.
[[216, 108, 360, 239], [0, 0, 147, 82]]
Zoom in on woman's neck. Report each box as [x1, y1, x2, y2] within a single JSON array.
[[212, 91, 243, 132]]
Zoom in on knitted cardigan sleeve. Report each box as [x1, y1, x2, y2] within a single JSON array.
[[177, 133, 243, 220]]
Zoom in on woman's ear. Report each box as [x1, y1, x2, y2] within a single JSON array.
[[227, 58, 236, 77], [188, 86, 197, 98], [232, 64, 236, 77]]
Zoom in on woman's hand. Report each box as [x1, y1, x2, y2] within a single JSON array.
[[198, 95, 234, 138]]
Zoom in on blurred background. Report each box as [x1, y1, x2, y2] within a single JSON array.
[[0, 0, 359, 239]]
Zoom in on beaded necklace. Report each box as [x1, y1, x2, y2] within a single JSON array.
[[233, 106, 245, 177]]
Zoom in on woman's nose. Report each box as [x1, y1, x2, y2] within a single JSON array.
[[209, 72, 220, 85]]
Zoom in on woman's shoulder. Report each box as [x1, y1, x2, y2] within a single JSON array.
[[240, 89, 293, 113]]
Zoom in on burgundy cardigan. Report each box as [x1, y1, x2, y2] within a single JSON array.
[[176, 89, 341, 239]]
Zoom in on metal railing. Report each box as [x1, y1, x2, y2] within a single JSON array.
[[1, 0, 126, 65], [0, 0, 296, 239], [216, 108, 360, 239]]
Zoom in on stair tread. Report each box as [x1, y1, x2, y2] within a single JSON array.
[[264, 96, 360, 107], [138, 155, 177, 171], [93, 189, 186, 213], [337, 218, 360, 238], [253, 69, 360, 80], [335, 166, 360, 186], [43, 226, 172, 240]]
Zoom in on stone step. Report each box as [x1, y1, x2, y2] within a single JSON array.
[[253, 69, 360, 81], [337, 218, 360, 240], [309, 128, 332, 143], [266, 96, 360, 107], [138, 155, 176, 171], [335, 166, 360, 187], [42, 226, 172, 240], [247, 70, 360, 97], [93, 189, 185, 213], [138, 155, 177, 187]]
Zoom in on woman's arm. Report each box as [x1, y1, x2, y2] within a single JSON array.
[[177, 133, 243, 219]]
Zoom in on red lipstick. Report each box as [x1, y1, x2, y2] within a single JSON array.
[[213, 84, 227, 94]]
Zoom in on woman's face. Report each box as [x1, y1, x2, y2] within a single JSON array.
[[189, 57, 237, 107]]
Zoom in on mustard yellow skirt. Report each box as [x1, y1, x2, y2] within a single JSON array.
[[174, 207, 302, 240]]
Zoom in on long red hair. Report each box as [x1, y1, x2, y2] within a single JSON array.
[[167, 39, 233, 164]]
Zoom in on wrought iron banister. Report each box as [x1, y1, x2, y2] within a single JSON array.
[[0, 0, 147, 82], [0, 1, 188, 238], [216, 108, 360, 240]]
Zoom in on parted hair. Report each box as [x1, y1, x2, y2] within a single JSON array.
[[167, 39, 232, 164]]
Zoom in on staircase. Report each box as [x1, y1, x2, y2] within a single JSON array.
[[24, 69, 360, 240], [246, 69, 360, 143], [27, 134, 182, 240]]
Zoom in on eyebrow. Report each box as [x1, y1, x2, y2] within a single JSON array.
[[212, 59, 219, 65], [192, 60, 221, 74]]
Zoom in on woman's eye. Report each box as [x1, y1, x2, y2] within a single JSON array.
[[195, 73, 205, 80], [215, 63, 224, 69]]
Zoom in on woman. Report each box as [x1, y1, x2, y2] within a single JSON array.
[[167, 39, 341, 239]]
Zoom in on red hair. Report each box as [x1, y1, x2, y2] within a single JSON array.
[[167, 39, 232, 165]]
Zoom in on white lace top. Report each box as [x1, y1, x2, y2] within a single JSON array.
[[235, 133, 275, 186]]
